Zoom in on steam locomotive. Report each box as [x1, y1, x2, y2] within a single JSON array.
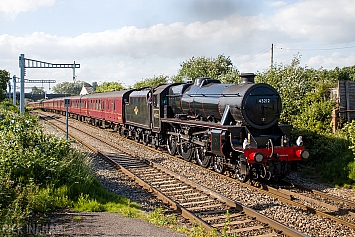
[[29, 73, 309, 182]]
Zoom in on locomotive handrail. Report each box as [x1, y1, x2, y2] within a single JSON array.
[[181, 93, 241, 97], [267, 138, 274, 158]]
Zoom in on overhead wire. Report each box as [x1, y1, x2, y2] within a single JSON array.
[[238, 43, 355, 66], [241, 46, 270, 63], [276, 44, 355, 51]]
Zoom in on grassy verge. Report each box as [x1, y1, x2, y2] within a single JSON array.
[[0, 103, 144, 235], [294, 127, 355, 188]]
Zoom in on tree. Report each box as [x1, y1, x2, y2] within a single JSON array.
[[52, 80, 90, 95], [95, 81, 125, 92], [92, 82, 98, 92], [133, 75, 168, 89], [31, 86, 45, 94], [172, 55, 240, 84], [257, 55, 313, 125], [0, 70, 10, 101]]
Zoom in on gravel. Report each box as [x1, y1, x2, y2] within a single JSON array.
[[40, 114, 355, 237]]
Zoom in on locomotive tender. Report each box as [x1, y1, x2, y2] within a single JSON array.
[[29, 73, 309, 182]]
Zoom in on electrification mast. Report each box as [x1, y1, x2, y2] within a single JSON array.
[[18, 54, 80, 113]]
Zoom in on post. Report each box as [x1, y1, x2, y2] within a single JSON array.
[[64, 99, 70, 139], [19, 54, 25, 113], [13, 75, 16, 106], [270, 43, 274, 69], [73, 61, 76, 81], [346, 81, 350, 121], [66, 107, 69, 139], [332, 109, 338, 133]]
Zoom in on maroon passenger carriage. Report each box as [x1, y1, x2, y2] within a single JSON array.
[[35, 90, 133, 133], [80, 90, 133, 131]]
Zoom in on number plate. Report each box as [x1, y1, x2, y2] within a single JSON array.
[[257, 98, 271, 104]]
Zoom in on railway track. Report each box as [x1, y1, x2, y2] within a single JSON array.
[[265, 181, 355, 229], [93, 113, 355, 232], [36, 111, 306, 236]]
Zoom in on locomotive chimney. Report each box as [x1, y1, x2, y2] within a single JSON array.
[[240, 73, 255, 83]]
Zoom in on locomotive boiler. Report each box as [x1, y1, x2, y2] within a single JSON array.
[[163, 73, 309, 182]]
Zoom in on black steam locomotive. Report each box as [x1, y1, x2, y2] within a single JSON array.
[[124, 73, 309, 182], [32, 73, 309, 182]]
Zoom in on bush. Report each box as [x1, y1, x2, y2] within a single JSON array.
[[342, 121, 355, 183], [0, 102, 141, 234], [258, 57, 355, 186]]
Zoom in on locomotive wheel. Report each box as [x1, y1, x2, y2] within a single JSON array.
[[134, 132, 140, 143], [143, 134, 149, 146], [167, 135, 177, 155], [213, 156, 225, 174], [151, 135, 159, 149], [196, 148, 211, 167], [235, 160, 249, 182], [122, 129, 129, 138], [179, 142, 193, 161]]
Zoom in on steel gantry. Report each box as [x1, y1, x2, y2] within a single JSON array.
[[18, 54, 80, 113]]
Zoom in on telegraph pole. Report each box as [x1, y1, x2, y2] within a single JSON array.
[[270, 43, 274, 69]]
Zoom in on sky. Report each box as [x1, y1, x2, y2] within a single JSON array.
[[1, 0, 355, 93]]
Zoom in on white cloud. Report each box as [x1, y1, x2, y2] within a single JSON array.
[[0, 0, 55, 19], [306, 52, 355, 69], [266, 1, 287, 8], [271, 0, 355, 43], [1, 15, 262, 61], [1, 0, 355, 89]]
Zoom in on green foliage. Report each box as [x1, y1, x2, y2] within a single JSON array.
[[146, 208, 176, 226], [133, 75, 168, 89], [95, 81, 125, 92], [52, 80, 90, 95], [258, 55, 355, 185], [342, 122, 355, 182], [31, 86, 45, 94], [0, 69, 10, 101], [0, 101, 143, 233], [294, 128, 353, 183], [73, 183, 141, 217], [257, 55, 313, 124], [173, 55, 240, 84]]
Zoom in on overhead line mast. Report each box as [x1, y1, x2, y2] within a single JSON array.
[[18, 54, 80, 113]]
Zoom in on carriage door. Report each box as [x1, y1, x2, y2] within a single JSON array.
[[152, 94, 160, 130]]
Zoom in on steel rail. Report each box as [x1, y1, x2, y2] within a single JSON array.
[[37, 112, 307, 237], [108, 124, 355, 231]]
